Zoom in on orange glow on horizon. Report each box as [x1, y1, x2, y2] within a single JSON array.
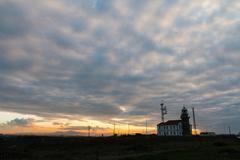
[[192, 129, 201, 135], [1, 123, 157, 136], [0, 125, 59, 135]]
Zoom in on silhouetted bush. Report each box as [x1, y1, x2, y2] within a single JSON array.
[[213, 141, 228, 147]]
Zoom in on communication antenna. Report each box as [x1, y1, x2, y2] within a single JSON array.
[[160, 101, 167, 122], [192, 107, 197, 135]]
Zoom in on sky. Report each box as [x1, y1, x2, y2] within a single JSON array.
[[0, 0, 239, 135]]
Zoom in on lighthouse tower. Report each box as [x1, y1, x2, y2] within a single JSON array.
[[180, 106, 191, 135]]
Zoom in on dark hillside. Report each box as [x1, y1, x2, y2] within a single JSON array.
[[0, 135, 239, 160]]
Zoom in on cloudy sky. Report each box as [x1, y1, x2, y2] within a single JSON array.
[[0, 0, 239, 135]]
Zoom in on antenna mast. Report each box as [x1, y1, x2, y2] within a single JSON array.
[[160, 101, 167, 122], [192, 107, 197, 135]]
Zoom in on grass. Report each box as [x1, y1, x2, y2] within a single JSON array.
[[0, 135, 239, 160]]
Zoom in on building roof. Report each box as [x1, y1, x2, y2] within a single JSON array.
[[157, 120, 182, 126]]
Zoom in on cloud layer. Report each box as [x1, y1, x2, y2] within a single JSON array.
[[0, 118, 33, 128], [0, 0, 239, 133]]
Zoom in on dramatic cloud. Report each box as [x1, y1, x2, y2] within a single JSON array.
[[0, 0, 239, 134], [0, 118, 33, 128]]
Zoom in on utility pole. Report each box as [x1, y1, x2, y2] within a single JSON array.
[[192, 107, 197, 135], [88, 126, 91, 137], [128, 124, 130, 135], [113, 122, 116, 136], [145, 120, 148, 135], [95, 126, 98, 137], [228, 126, 232, 135]]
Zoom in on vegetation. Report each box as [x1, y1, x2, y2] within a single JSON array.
[[0, 135, 239, 160]]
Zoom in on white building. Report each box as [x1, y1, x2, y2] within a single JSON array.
[[157, 107, 192, 136], [157, 120, 183, 136]]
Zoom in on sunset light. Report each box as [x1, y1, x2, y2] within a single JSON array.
[[0, 1, 239, 159], [0, 0, 239, 137]]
